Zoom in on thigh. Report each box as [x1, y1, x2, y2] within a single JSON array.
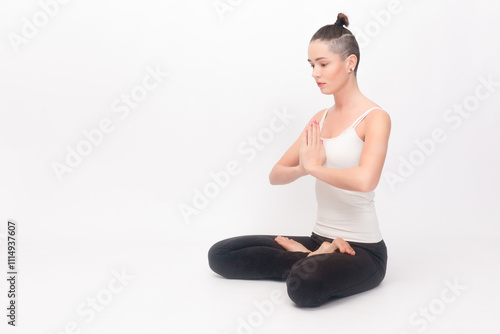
[[208, 234, 316, 280], [209, 234, 319, 253], [286, 246, 385, 307]]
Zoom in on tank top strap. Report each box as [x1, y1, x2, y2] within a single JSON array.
[[319, 106, 332, 131], [350, 107, 382, 129]]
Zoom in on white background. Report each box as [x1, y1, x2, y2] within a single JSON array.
[[1, 0, 499, 333]]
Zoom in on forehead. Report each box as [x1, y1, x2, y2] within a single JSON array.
[[307, 40, 339, 61]]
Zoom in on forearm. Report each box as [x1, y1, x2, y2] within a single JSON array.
[[269, 164, 307, 185], [307, 165, 375, 192]]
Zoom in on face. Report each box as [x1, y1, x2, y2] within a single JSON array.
[[307, 40, 352, 95]]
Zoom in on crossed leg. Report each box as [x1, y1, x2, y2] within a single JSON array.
[[285, 245, 385, 307], [208, 234, 387, 307], [208, 234, 320, 280], [275, 235, 356, 257]]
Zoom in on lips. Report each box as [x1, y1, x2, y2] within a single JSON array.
[[317, 82, 325, 87]]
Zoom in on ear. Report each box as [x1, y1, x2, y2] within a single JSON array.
[[346, 54, 357, 72]]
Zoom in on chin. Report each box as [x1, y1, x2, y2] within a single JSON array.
[[320, 87, 335, 95]]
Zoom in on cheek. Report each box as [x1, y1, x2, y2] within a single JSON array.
[[324, 65, 342, 80]]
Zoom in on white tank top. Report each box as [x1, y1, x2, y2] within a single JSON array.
[[312, 106, 384, 243]]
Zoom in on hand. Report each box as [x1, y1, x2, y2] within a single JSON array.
[[299, 120, 326, 173]]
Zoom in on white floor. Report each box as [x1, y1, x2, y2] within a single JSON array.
[[2, 231, 498, 334]]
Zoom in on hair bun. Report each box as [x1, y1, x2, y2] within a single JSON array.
[[335, 13, 349, 27]]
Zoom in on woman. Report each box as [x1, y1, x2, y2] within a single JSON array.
[[208, 13, 391, 308]]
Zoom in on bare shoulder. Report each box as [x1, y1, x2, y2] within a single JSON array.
[[362, 107, 391, 141], [302, 107, 328, 128], [314, 107, 328, 118], [312, 107, 328, 123], [366, 107, 391, 128]]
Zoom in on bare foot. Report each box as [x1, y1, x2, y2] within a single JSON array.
[[307, 239, 356, 257], [307, 241, 335, 257], [275, 236, 311, 253]]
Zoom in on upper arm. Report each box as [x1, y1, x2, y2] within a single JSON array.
[[358, 109, 392, 191], [275, 109, 326, 167]]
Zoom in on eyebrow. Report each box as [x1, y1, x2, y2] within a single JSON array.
[[307, 57, 329, 62]]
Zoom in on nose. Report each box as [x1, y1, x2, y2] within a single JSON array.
[[311, 66, 321, 79]]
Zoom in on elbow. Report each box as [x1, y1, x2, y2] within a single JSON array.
[[268, 166, 277, 185], [269, 164, 288, 185], [357, 174, 379, 192], [358, 183, 376, 193]]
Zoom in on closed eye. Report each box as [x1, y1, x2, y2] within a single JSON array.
[[309, 63, 328, 68]]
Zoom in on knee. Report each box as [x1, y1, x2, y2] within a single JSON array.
[[285, 257, 328, 308], [208, 239, 236, 278], [207, 240, 225, 275]]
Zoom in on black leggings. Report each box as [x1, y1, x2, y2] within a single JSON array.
[[208, 232, 387, 307]]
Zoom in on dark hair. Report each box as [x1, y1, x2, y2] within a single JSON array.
[[310, 13, 360, 74]]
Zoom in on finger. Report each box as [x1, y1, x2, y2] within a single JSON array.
[[315, 120, 321, 145], [317, 123, 323, 147], [315, 120, 323, 145], [310, 121, 316, 146], [308, 122, 313, 145], [312, 120, 318, 145], [303, 128, 308, 146]]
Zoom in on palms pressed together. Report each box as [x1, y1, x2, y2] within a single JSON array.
[[276, 118, 356, 256]]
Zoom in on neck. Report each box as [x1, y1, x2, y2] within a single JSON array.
[[332, 75, 364, 112]]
